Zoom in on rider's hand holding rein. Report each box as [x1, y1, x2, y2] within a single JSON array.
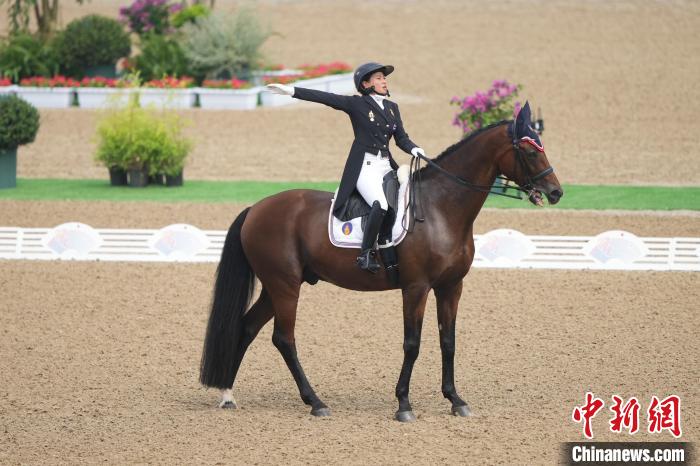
[[266, 83, 294, 96], [411, 147, 426, 159]]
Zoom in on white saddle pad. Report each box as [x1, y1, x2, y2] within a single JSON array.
[[328, 165, 412, 249]]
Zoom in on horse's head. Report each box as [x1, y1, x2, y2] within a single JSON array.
[[498, 102, 563, 206]]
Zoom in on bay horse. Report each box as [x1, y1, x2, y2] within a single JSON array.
[[200, 105, 563, 422]]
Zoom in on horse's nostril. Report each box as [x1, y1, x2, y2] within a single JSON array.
[[549, 189, 563, 203]]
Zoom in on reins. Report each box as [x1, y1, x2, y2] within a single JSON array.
[[402, 122, 555, 230], [412, 153, 526, 200]]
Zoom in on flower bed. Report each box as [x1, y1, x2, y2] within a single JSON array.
[[139, 76, 196, 109], [297, 62, 353, 92], [260, 62, 354, 107], [16, 76, 80, 108], [0, 78, 15, 96], [197, 79, 260, 110], [297, 62, 352, 79], [76, 77, 137, 108]]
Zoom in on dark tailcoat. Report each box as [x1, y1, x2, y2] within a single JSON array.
[[292, 87, 419, 216]]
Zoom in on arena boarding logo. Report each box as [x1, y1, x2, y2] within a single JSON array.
[[42, 222, 102, 258], [572, 392, 682, 439], [342, 222, 353, 236]]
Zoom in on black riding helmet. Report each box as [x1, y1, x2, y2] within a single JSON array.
[[354, 62, 394, 94]]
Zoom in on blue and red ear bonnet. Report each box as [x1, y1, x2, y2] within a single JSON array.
[[512, 101, 544, 152]]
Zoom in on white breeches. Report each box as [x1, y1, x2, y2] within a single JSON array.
[[356, 152, 392, 210]]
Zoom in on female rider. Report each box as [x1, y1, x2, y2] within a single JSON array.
[[267, 62, 426, 273]]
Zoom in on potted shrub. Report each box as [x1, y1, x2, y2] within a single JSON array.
[[129, 34, 191, 83], [16, 75, 79, 108], [146, 110, 191, 186], [95, 101, 192, 187], [76, 77, 137, 109], [179, 8, 273, 83], [139, 76, 196, 109], [54, 15, 131, 79], [0, 95, 40, 189], [159, 129, 191, 186], [197, 78, 260, 110]]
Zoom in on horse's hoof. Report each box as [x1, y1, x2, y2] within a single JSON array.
[[451, 404, 471, 417], [311, 407, 331, 417], [218, 400, 237, 409], [394, 410, 417, 422]]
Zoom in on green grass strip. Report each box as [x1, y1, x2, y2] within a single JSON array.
[[0, 178, 698, 211], [0, 179, 337, 204], [484, 184, 700, 210]]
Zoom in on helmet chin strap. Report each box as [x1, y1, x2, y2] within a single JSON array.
[[362, 85, 390, 98]]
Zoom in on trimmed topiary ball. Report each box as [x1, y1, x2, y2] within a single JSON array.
[[55, 15, 131, 78], [0, 95, 40, 150]]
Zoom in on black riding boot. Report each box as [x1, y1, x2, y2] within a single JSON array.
[[356, 201, 386, 273]]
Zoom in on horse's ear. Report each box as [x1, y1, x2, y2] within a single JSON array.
[[516, 101, 531, 129]]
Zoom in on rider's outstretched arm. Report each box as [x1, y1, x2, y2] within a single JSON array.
[[266, 83, 351, 113]]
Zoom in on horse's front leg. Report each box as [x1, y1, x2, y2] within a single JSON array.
[[435, 280, 471, 417], [394, 284, 429, 422]]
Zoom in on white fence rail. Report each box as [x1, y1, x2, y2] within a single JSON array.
[[1, 223, 698, 271]]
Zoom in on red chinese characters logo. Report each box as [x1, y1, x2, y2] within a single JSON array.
[[648, 395, 682, 438], [609, 395, 640, 434], [572, 392, 605, 439], [572, 393, 682, 439]]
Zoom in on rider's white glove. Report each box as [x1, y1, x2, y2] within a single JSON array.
[[266, 83, 294, 96], [411, 147, 426, 159]]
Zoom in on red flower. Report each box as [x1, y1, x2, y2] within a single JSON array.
[[294, 62, 352, 78], [144, 76, 194, 88], [203, 78, 252, 89], [263, 75, 300, 85]]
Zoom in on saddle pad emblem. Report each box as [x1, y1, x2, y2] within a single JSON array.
[[342, 222, 353, 235]]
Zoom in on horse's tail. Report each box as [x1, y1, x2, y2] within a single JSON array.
[[200, 207, 256, 389]]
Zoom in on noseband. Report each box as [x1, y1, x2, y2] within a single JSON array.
[[511, 128, 554, 193]]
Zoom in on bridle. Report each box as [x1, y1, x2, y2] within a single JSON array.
[[410, 121, 554, 200], [403, 122, 555, 226]]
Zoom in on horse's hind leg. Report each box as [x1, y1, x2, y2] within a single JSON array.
[[268, 282, 330, 417], [435, 281, 471, 417], [220, 288, 274, 409]]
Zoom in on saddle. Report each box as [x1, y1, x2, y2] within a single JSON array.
[[336, 170, 401, 230], [328, 166, 412, 285]]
